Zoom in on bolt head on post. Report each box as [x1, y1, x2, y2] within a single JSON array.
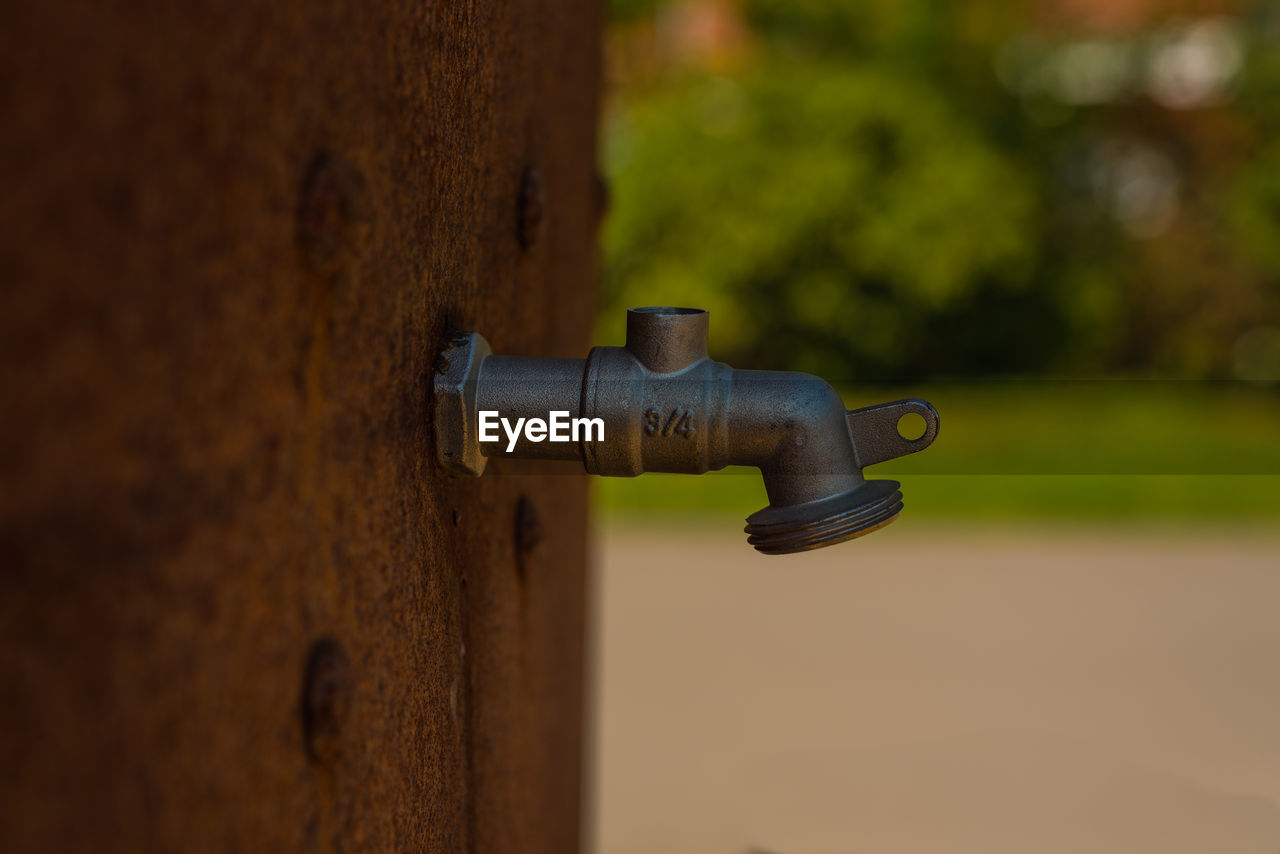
[[434, 330, 491, 476]]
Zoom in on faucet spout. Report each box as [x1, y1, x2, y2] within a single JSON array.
[[434, 307, 939, 553]]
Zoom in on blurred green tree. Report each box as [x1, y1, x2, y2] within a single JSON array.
[[602, 0, 1280, 381], [604, 63, 1051, 379]]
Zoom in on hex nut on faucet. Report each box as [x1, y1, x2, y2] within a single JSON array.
[[434, 330, 491, 476], [433, 307, 939, 554]]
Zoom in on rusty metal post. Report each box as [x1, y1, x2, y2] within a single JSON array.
[[0, 1, 599, 852]]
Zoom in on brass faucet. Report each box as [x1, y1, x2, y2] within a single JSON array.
[[435, 307, 938, 554]]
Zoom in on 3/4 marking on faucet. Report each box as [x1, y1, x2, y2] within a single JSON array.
[[644, 408, 696, 438]]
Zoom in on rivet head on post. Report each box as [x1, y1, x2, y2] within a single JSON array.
[[302, 638, 351, 766], [517, 165, 544, 251], [297, 151, 368, 277], [515, 495, 542, 580]]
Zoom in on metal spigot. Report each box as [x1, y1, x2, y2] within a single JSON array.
[[434, 307, 939, 554]]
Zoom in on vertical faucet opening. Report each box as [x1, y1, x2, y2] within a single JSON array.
[[625, 307, 709, 374]]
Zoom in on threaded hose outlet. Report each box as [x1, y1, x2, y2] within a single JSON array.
[[744, 480, 904, 555]]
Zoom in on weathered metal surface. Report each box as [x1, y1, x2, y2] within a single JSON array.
[[435, 307, 939, 553], [0, 1, 599, 852]]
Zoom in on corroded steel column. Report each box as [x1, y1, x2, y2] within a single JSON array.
[[0, 2, 600, 852]]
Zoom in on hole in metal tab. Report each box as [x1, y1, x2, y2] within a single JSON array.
[[897, 412, 927, 441]]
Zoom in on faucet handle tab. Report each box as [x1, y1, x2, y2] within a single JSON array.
[[846, 398, 940, 469]]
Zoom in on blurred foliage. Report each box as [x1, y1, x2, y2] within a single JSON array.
[[602, 0, 1280, 381], [604, 64, 1045, 379]]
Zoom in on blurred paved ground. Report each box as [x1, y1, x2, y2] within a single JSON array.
[[588, 520, 1280, 854]]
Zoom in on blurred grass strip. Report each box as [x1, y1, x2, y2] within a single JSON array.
[[596, 472, 1280, 521], [595, 383, 1280, 519], [856, 381, 1280, 475]]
